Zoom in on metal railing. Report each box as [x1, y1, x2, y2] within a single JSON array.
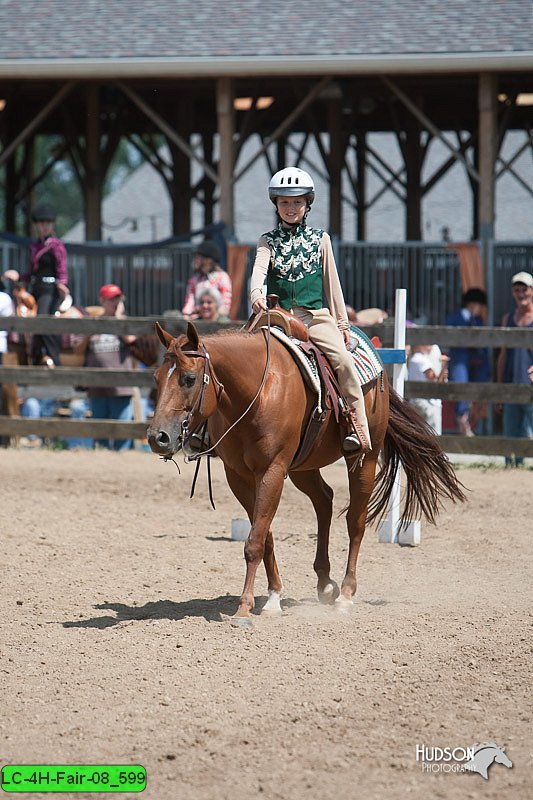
[[2, 237, 532, 324]]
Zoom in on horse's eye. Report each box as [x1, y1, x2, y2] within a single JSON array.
[[181, 373, 196, 388], [153, 368, 161, 383]]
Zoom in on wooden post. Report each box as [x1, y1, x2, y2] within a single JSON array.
[[24, 138, 35, 236], [328, 99, 342, 237], [405, 117, 422, 240], [216, 77, 234, 232], [202, 134, 214, 227], [85, 84, 101, 241], [4, 143, 16, 233], [170, 99, 192, 235], [356, 132, 366, 241], [478, 73, 497, 249]]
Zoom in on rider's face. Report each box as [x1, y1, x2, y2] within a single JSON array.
[[276, 196, 307, 226]]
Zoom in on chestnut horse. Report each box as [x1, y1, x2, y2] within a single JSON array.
[[148, 322, 464, 625]]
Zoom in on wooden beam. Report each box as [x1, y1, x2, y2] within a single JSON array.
[[2, 317, 530, 348], [116, 81, 219, 185], [85, 84, 102, 240], [328, 99, 343, 237], [439, 435, 533, 458], [406, 324, 533, 348], [1, 315, 239, 336], [0, 82, 76, 168], [356, 132, 366, 240], [233, 77, 332, 181], [382, 76, 480, 183], [405, 380, 533, 403], [216, 77, 235, 230], [478, 73, 498, 241], [0, 416, 147, 439], [0, 366, 154, 387], [405, 114, 423, 240]]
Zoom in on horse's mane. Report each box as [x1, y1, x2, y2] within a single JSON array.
[[205, 328, 252, 340]]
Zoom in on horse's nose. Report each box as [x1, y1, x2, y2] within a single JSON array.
[[148, 428, 172, 454]]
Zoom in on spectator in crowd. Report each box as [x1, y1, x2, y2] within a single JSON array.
[[407, 342, 449, 435], [194, 285, 229, 323], [182, 240, 232, 319], [496, 271, 533, 467], [3, 202, 69, 367], [18, 395, 57, 449], [0, 276, 13, 366], [0, 278, 14, 442], [75, 284, 137, 451], [346, 305, 389, 327], [444, 287, 491, 436]]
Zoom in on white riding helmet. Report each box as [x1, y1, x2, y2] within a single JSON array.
[[268, 167, 315, 205]]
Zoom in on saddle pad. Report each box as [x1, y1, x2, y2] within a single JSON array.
[[265, 324, 383, 389], [348, 325, 384, 384]]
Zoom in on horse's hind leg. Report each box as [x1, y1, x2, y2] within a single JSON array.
[[224, 465, 283, 615], [289, 469, 339, 604], [339, 455, 379, 607]]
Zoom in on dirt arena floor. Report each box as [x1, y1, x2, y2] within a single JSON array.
[[1, 449, 531, 800]]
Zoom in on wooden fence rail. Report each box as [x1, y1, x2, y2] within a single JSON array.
[[1, 316, 531, 456], [2, 315, 532, 348]]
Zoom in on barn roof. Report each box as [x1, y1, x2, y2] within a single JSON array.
[[1, 0, 532, 78]]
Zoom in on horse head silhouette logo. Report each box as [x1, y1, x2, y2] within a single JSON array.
[[464, 742, 513, 779]]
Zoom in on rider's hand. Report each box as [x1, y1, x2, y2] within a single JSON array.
[[252, 297, 268, 314], [342, 329, 351, 348]]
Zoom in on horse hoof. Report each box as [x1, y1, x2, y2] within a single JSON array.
[[335, 596, 354, 613], [318, 581, 340, 605], [220, 613, 254, 629], [262, 590, 282, 615]]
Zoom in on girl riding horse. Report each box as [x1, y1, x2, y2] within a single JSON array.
[[250, 168, 371, 457]]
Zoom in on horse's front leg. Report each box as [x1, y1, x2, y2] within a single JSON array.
[[339, 455, 379, 608], [289, 469, 338, 604], [234, 463, 287, 622], [224, 465, 283, 613]]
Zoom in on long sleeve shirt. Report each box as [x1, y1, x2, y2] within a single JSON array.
[[24, 237, 68, 285], [250, 228, 349, 331]]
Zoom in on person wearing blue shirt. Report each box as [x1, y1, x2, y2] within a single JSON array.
[[445, 288, 491, 436]]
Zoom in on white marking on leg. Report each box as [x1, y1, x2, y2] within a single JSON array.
[[262, 590, 282, 614]]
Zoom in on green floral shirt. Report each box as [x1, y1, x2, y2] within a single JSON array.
[[262, 223, 324, 310]]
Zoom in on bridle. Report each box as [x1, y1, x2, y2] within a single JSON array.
[[178, 343, 224, 450], [162, 312, 274, 507], [179, 323, 273, 460]]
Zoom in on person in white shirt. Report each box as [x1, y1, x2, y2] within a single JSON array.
[[408, 344, 449, 435], [0, 280, 14, 363]]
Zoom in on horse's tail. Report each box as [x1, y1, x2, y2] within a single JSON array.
[[366, 388, 466, 526]]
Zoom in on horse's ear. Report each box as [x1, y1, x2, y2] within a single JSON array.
[[154, 321, 173, 348], [185, 321, 200, 351]]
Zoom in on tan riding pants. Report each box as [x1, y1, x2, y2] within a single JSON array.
[[292, 307, 365, 413]]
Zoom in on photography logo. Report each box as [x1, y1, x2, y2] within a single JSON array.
[[416, 742, 513, 779]]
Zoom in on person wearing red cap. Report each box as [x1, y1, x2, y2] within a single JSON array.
[[75, 284, 137, 451]]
